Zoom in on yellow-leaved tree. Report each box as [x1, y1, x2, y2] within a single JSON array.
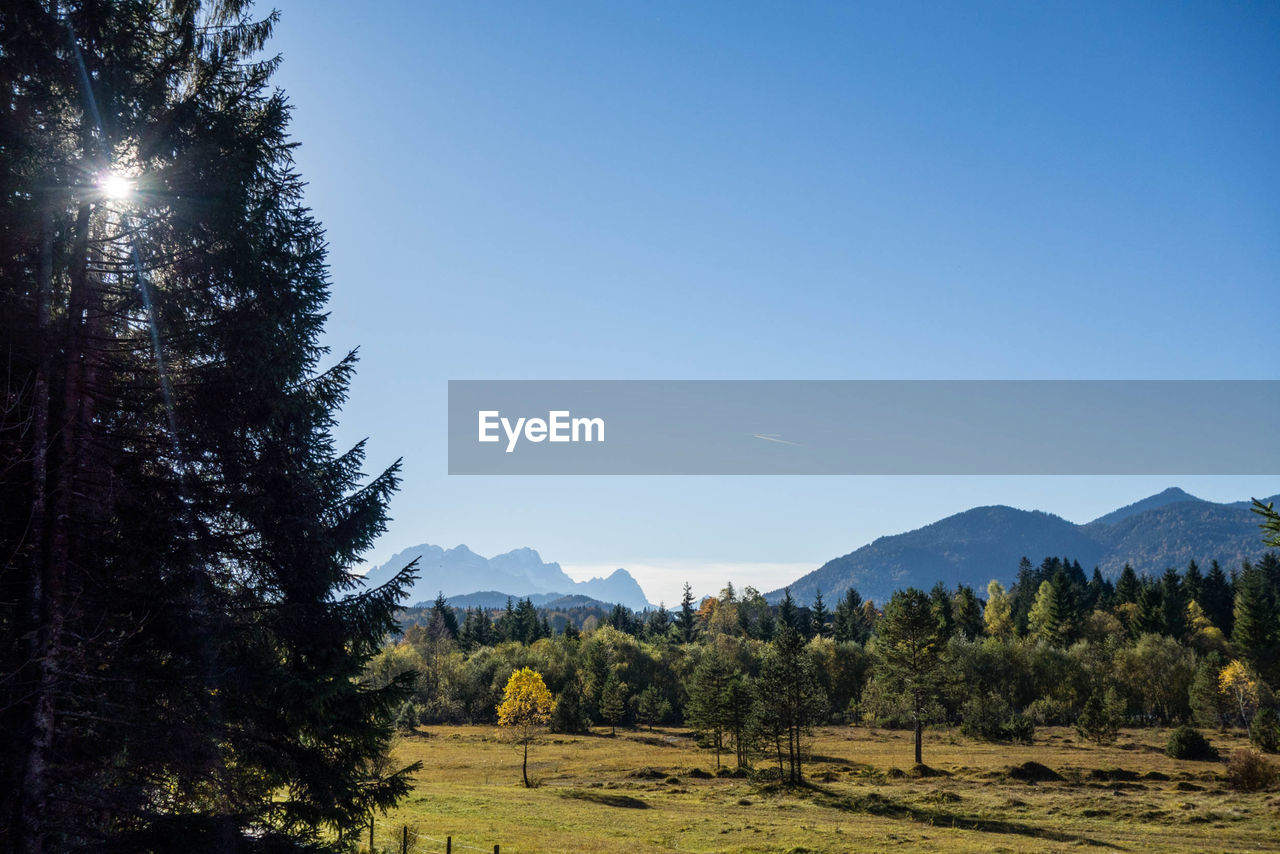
[[984, 580, 1013, 638], [1219, 660, 1261, 728], [497, 667, 556, 787]]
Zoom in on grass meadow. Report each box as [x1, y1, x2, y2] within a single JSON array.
[[363, 724, 1280, 853]]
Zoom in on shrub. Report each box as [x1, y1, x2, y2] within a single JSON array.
[[961, 692, 1034, 743], [1249, 707, 1280, 754], [1076, 688, 1125, 745], [858, 676, 914, 729], [394, 702, 422, 734], [1004, 712, 1035, 744], [1026, 697, 1073, 727], [549, 677, 591, 734], [1225, 748, 1279, 792], [1165, 725, 1219, 761], [961, 692, 1010, 741]]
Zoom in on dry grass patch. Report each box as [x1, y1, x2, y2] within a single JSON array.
[[368, 725, 1280, 853]]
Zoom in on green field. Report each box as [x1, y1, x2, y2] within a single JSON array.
[[364, 725, 1280, 854]]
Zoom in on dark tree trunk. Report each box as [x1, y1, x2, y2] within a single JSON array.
[[19, 201, 92, 854], [790, 726, 800, 784]]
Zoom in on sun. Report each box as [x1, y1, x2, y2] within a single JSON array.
[[98, 172, 134, 200]]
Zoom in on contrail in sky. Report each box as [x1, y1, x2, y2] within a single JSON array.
[[752, 433, 801, 446]]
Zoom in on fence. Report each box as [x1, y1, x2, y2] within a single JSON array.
[[366, 820, 505, 854]]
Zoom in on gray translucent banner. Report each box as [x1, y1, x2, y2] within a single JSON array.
[[447, 381, 1279, 475]]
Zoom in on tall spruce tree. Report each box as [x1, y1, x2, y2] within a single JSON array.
[[874, 588, 945, 765], [0, 3, 418, 850], [1233, 559, 1279, 683], [430, 592, 460, 639], [929, 581, 955, 640], [833, 587, 868, 643], [1200, 560, 1234, 635], [951, 584, 984, 640], [1010, 556, 1042, 634], [686, 648, 736, 767], [777, 587, 799, 632], [1184, 560, 1203, 604], [1159, 566, 1188, 640], [678, 582, 698, 643], [810, 590, 830, 638], [750, 622, 828, 783], [1115, 563, 1141, 605], [1085, 567, 1113, 612], [1135, 577, 1165, 635]]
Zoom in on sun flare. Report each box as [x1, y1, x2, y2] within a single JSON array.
[[98, 172, 134, 200]]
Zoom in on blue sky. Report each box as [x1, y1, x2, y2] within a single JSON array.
[[266, 1, 1279, 605]]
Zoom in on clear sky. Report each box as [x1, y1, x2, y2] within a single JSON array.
[[265, 1, 1279, 605]]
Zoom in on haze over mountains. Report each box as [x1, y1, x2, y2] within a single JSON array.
[[361, 544, 654, 611], [769, 487, 1280, 606]]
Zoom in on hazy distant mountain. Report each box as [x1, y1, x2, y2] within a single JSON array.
[[361, 544, 653, 611], [443, 591, 623, 611], [770, 489, 1279, 606]]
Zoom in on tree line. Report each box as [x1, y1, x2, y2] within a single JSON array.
[[372, 545, 1280, 780]]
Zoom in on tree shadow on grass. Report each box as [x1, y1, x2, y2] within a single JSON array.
[[559, 789, 650, 809], [797, 782, 1125, 850]]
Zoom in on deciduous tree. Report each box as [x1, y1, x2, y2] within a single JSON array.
[[984, 580, 1014, 638], [497, 668, 556, 787], [1219, 660, 1262, 728]]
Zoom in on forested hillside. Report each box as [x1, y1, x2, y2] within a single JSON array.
[[777, 490, 1279, 604]]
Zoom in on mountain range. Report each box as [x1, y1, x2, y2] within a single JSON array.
[[768, 487, 1279, 606], [441, 591, 624, 611], [360, 544, 653, 611]]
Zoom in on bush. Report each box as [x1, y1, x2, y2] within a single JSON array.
[[1004, 712, 1035, 744], [549, 678, 591, 734], [858, 676, 914, 729], [961, 692, 1010, 741], [1165, 725, 1219, 761], [1225, 748, 1279, 792], [1249, 707, 1280, 754], [961, 692, 1034, 743], [1076, 688, 1125, 745], [1026, 697, 1073, 727], [394, 702, 422, 734]]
